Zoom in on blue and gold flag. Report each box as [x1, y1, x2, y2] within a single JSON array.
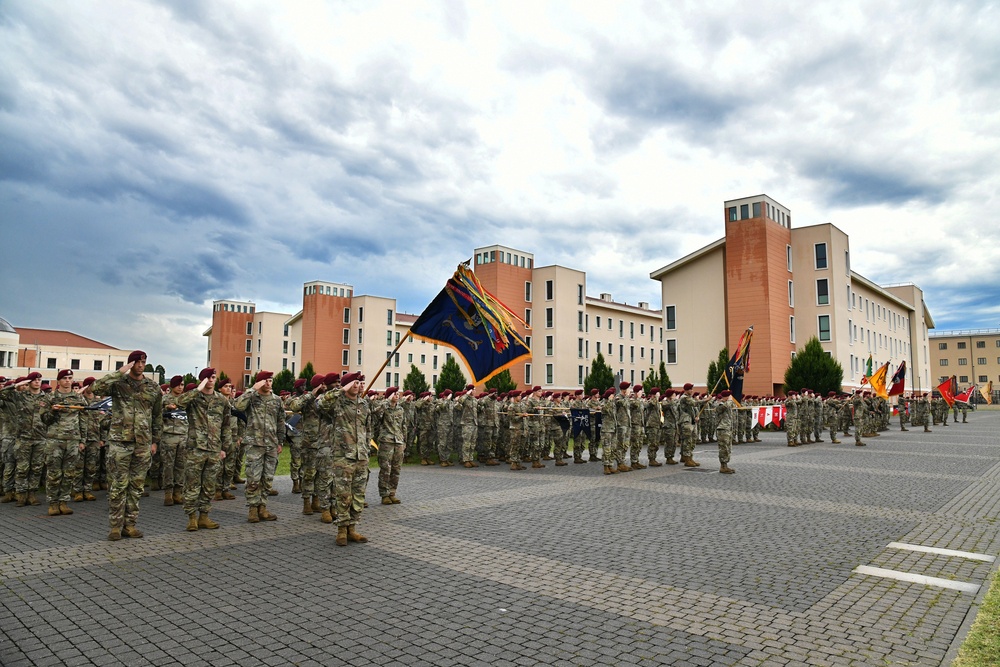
[[722, 325, 753, 405], [409, 264, 531, 383]]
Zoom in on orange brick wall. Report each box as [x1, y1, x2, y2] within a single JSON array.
[[301, 292, 351, 374], [724, 215, 794, 397], [473, 261, 532, 390], [210, 310, 254, 389]]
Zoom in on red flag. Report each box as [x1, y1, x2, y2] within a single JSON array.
[[937, 377, 956, 408], [955, 385, 977, 403], [888, 361, 906, 396]]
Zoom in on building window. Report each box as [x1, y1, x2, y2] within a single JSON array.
[[665, 306, 676, 330], [420, 354, 425, 364], [959, 375, 969, 383], [728, 206, 737, 221], [343, 329, 350, 344], [976, 341, 985, 348], [47, 358, 59, 369], [70, 359, 80, 370], [342, 350, 349, 366], [357, 329, 363, 344], [978, 357, 987, 365], [619, 345, 624, 363], [740, 203, 749, 219], [666, 339, 677, 364], [93, 360, 103, 371], [595, 316, 601, 328], [577, 284, 584, 305], [579, 366, 585, 385], [578, 311, 584, 332], [596, 342, 601, 355], [980, 375, 988, 383], [524, 309, 532, 326], [815, 243, 828, 270], [245, 340, 252, 353], [545, 308, 554, 328], [619, 321, 624, 337], [545, 364, 554, 384], [939, 359, 949, 366], [787, 245, 793, 272], [282, 358, 288, 370], [629, 346, 634, 363], [938, 342, 947, 350], [788, 281, 794, 307], [818, 315, 831, 341], [244, 357, 251, 370], [343, 308, 350, 323], [629, 322, 634, 339], [958, 342, 967, 349], [387, 309, 393, 325], [246, 322, 253, 336], [357, 350, 362, 365], [790, 316, 795, 343], [525, 282, 532, 302], [607, 318, 612, 330], [545, 336, 554, 356], [386, 331, 393, 346], [817, 279, 829, 305], [433, 355, 438, 370], [845, 249, 850, 275], [524, 364, 532, 385], [958, 358, 968, 366], [282, 341, 288, 354], [578, 338, 584, 358], [116, 361, 124, 370], [357, 307, 364, 323], [545, 280, 554, 300], [752, 201, 761, 217]]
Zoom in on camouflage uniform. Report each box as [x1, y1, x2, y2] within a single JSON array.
[[785, 394, 799, 446], [159, 391, 188, 499], [43, 388, 88, 506], [234, 387, 284, 509], [628, 393, 645, 466], [714, 397, 735, 470], [456, 391, 478, 464], [285, 392, 304, 487], [433, 397, 454, 463], [824, 397, 842, 442], [661, 395, 679, 463], [176, 388, 231, 517], [76, 397, 106, 496], [609, 392, 630, 469], [217, 393, 244, 493], [677, 392, 698, 461], [644, 395, 662, 464], [897, 397, 910, 431], [287, 391, 322, 503], [850, 394, 866, 445], [0, 391, 16, 499], [374, 396, 405, 499], [316, 389, 372, 528], [0, 386, 48, 498], [414, 396, 436, 463], [479, 394, 500, 463], [90, 368, 163, 532], [507, 396, 526, 466]]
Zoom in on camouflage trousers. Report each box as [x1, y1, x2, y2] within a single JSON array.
[[554, 425, 570, 458], [159, 432, 187, 491], [508, 428, 525, 463], [416, 423, 435, 461], [243, 444, 278, 508], [298, 444, 317, 499], [216, 436, 240, 491], [1, 435, 15, 493], [76, 440, 102, 493], [315, 444, 334, 509], [377, 440, 404, 498], [785, 417, 798, 445], [460, 424, 477, 463], [435, 421, 452, 461], [611, 427, 628, 466], [183, 448, 221, 515], [45, 439, 81, 504], [331, 457, 368, 527], [660, 425, 677, 461], [288, 435, 303, 483], [572, 431, 591, 462], [853, 412, 866, 444], [716, 427, 732, 465], [15, 437, 45, 493], [106, 440, 152, 530], [147, 448, 162, 487], [679, 423, 696, 458], [629, 425, 645, 464], [645, 426, 660, 462]]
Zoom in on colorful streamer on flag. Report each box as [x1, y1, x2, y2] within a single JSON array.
[[722, 325, 753, 405], [868, 361, 890, 399], [888, 361, 906, 396]]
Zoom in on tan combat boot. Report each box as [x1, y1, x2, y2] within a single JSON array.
[[258, 506, 277, 521], [15, 492, 26, 507], [172, 490, 183, 505], [390, 494, 401, 504], [197, 512, 219, 529], [382, 496, 393, 505], [122, 525, 143, 538], [347, 525, 368, 543], [292, 480, 301, 494], [213, 491, 223, 501], [27, 492, 39, 506], [665, 457, 678, 465], [648, 460, 663, 467], [303, 497, 314, 515], [681, 457, 700, 467], [186, 513, 199, 531], [336, 525, 348, 546], [222, 490, 236, 500], [73, 492, 84, 502], [603, 465, 615, 475], [720, 465, 735, 474], [0, 491, 13, 503], [311, 497, 321, 512], [164, 492, 174, 506], [618, 463, 632, 472], [108, 528, 121, 541], [59, 501, 73, 515], [248, 506, 260, 523], [48, 503, 61, 516], [320, 508, 333, 524], [631, 462, 646, 470]]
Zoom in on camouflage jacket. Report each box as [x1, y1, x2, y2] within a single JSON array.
[[161, 391, 189, 437], [177, 389, 232, 453], [317, 390, 372, 460], [714, 399, 735, 430], [677, 394, 697, 425], [234, 388, 284, 450], [287, 391, 322, 444], [0, 387, 49, 439], [89, 368, 163, 445], [43, 389, 88, 441], [374, 401, 406, 445]]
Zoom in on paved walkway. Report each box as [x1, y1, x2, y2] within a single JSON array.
[[2, 410, 999, 666]]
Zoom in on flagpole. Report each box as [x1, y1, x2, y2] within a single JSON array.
[[367, 331, 413, 389]]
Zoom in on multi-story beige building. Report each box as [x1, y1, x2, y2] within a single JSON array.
[[0, 317, 135, 382], [650, 195, 935, 395], [206, 245, 665, 392], [928, 329, 1000, 398]]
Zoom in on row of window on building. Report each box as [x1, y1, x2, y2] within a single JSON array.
[[476, 250, 533, 269], [938, 340, 1000, 350], [939, 357, 1000, 367], [729, 201, 791, 228]]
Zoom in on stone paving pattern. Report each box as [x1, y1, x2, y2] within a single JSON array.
[[2, 410, 999, 666]]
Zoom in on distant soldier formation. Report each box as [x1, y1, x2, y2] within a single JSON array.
[[0, 354, 978, 545]]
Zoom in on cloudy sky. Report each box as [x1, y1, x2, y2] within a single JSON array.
[[2, 0, 998, 375]]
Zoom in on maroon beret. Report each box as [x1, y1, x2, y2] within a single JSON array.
[[341, 371, 362, 386], [57, 369, 73, 380], [160, 383, 169, 390], [619, 381, 630, 390], [293, 378, 306, 389], [683, 383, 694, 391], [257, 371, 274, 382], [323, 372, 340, 387], [185, 382, 197, 392], [720, 390, 731, 397], [311, 374, 325, 388], [385, 387, 398, 398], [127, 350, 146, 363], [649, 387, 660, 394], [199, 367, 216, 381], [419, 391, 432, 398], [170, 375, 184, 388], [26, 372, 42, 381]]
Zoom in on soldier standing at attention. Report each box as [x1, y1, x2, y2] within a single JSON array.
[[1, 372, 48, 507], [415, 391, 436, 465], [215, 378, 242, 499], [714, 390, 736, 474], [850, 390, 867, 447], [677, 383, 700, 466], [457, 384, 479, 468], [89, 351, 163, 540], [160, 376, 187, 507], [375, 387, 405, 504], [317, 372, 372, 547], [235, 371, 284, 523], [287, 374, 325, 516], [75, 378, 104, 502], [43, 369, 88, 516], [177, 368, 231, 531]]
